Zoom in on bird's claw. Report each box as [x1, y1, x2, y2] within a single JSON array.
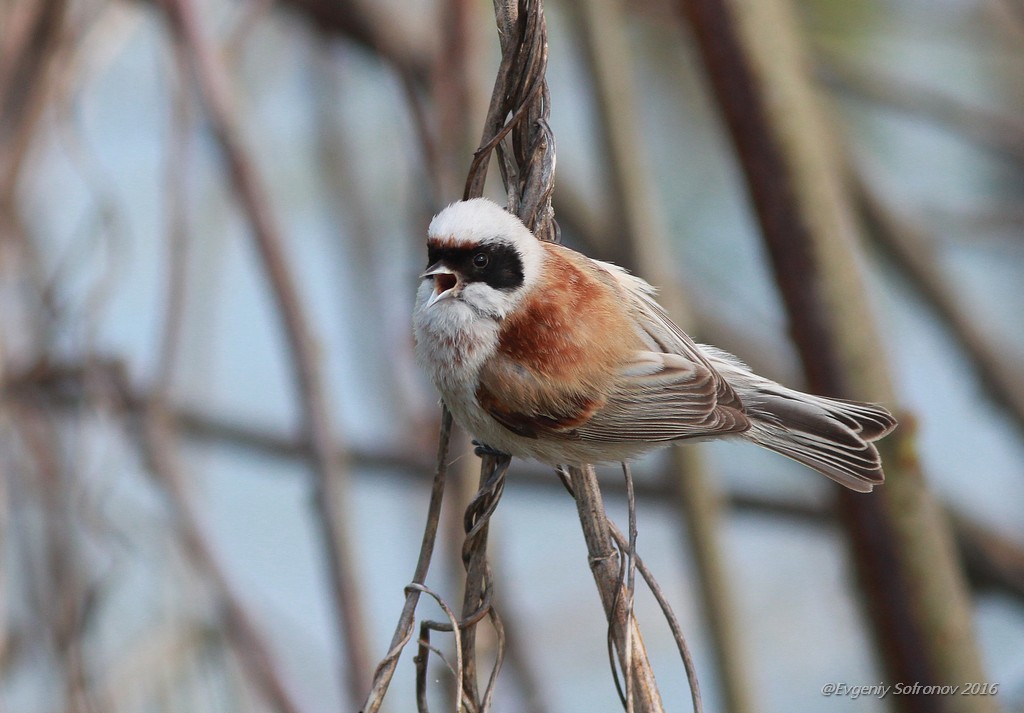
[[472, 440, 510, 459]]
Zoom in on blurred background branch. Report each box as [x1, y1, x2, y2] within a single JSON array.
[[161, 0, 371, 704], [679, 2, 995, 712], [1, 0, 1022, 711]]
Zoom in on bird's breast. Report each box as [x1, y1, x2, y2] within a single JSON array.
[[413, 293, 500, 393]]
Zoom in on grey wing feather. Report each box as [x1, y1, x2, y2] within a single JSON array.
[[574, 351, 749, 443], [587, 262, 897, 490], [591, 262, 744, 400], [565, 263, 749, 443]]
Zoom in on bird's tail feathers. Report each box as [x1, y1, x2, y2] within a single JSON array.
[[742, 388, 897, 493]]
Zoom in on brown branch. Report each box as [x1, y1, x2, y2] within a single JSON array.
[[818, 52, 1024, 169], [142, 404, 307, 713], [276, 0, 428, 78], [158, 22, 195, 394], [570, 1, 748, 709], [0, 0, 71, 201], [361, 408, 454, 713], [0, 434, 8, 673], [465, 0, 556, 239], [622, 462, 638, 711], [851, 169, 1024, 438], [567, 465, 664, 713], [157, 0, 371, 704], [11, 401, 99, 713], [411, 582, 468, 713], [680, 1, 996, 711], [13, 360, 1024, 608], [431, 0, 480, 199], [953, 511, 1024, 597], [605, 520, 702, 713], [451, 451, 509, 711]]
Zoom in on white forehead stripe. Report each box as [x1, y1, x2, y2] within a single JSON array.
[[427, 198, 546, 290]]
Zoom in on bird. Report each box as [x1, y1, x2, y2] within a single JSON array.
[[412, 198, 897, 492]]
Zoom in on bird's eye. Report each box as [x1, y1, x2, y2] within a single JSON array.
[[472, 252, 489, 269]]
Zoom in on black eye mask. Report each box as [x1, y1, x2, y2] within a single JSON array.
[[426, 243, 524, 291]]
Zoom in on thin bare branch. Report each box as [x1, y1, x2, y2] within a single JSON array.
[[157, 21, 195, 394], [432, 0, 480, 199], [570, 1, 750, 709], [457, 451, 509, 712], [566, 465, 664, 712], [143, 405, 307, 713], [605, 521, 702, 713], [361, 408, 454, 713], [157, 0, 371, 703], [851, 168, 1024, 438], [277, 0, 430, 79], [12, 401, 99, 713], [409, 582, 467, 713], [0, 0, 71, 201], [818, 51, 1024, 169], [622, 462, 638, 713], [0, 445, 8, 672], [465, 0, 556, 240]]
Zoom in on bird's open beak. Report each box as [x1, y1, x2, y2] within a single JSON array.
[[421, 262, 459, 307]]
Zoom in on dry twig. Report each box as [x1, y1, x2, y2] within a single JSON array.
[[605, 521, 702, 713], [361, 409, 454, 713], [410, 582, 468, 713], [681, 1, 995, 710], [158, 0, 371, 703], [571, 1, 750, 709], [567, 465, 664, 713], [851, 168, 1024, 438], [143, 405, 307, 713], [819, 52, 1024, 169], [455, 451, 509, 710]]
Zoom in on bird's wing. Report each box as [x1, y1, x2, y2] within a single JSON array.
[[591, 260, 748, 409], [475, 347, 748, 442], [574, 350, 750, 442], [593, 263, 732, 380]]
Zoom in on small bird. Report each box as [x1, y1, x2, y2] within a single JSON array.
[[413, 198, 896, 492]]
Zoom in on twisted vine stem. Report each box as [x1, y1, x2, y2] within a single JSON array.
[[366, 2, 697, 711]]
